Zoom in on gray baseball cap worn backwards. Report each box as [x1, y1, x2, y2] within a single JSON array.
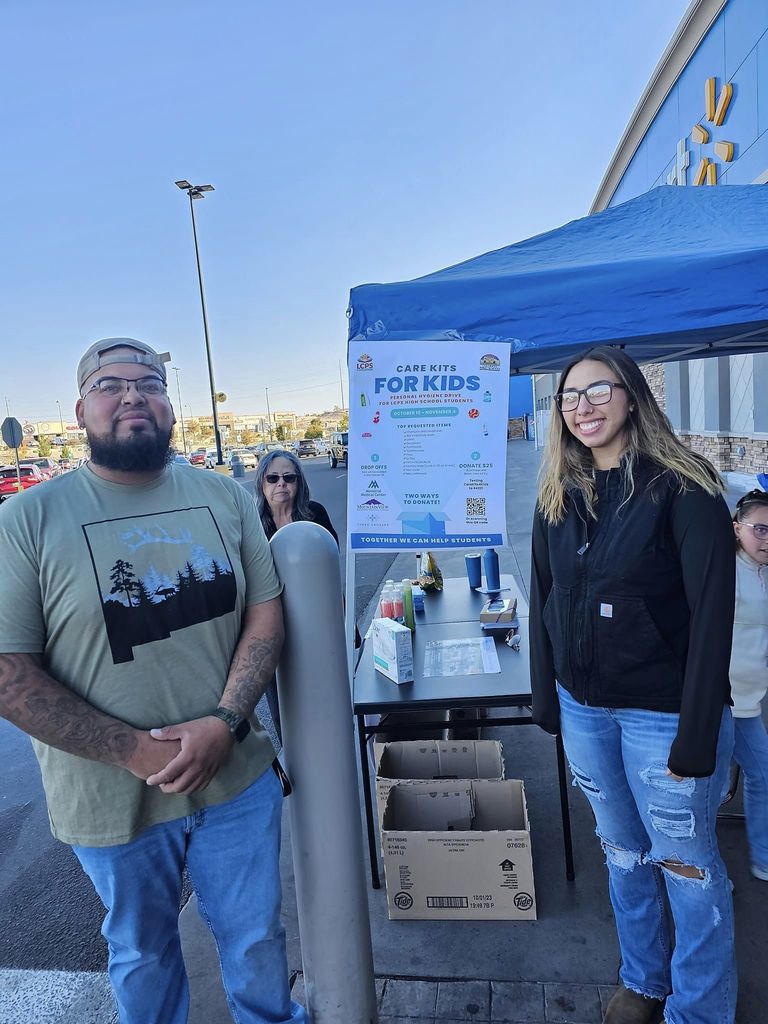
[[77, 338, 171, 392]]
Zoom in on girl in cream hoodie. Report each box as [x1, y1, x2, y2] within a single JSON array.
[[732, 489, 768, 879]]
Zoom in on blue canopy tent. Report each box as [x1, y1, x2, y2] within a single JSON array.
[[347, 186, 768, 373]]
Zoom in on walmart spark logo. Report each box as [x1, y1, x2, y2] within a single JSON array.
[[667, 77, 734, 187]]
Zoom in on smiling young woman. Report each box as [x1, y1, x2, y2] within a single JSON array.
[[530, 346, 737, 1024]]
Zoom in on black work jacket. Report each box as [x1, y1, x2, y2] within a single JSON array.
[[529, 460, 734, 778]]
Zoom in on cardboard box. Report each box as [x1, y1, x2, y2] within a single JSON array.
[[479, 597, 517, 624], [371, 617, 414, 684], [374, 739, 505, 830], [381, 779, 536, 921]]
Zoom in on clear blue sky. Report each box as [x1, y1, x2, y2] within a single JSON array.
[[3, 0, 689, 424]]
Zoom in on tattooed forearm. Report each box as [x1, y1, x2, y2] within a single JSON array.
[[0, 654, 138, 766], [220, 602, 284, 716]]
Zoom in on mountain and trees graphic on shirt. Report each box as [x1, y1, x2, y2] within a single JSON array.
[[83, 509, 238, 664]]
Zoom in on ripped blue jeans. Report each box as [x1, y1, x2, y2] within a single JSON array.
[[557, 685, 736, 1024]]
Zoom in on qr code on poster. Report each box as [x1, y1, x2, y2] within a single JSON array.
[[466, 496, 486, 518]]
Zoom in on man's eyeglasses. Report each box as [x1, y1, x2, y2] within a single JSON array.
[[738, 522, 768, 540], [556, 380, 627, 412], [83, 376, 168, 398], [265, 473, 298, 484]]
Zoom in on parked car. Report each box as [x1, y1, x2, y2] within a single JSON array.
[[328, 431, 348, 468], [19, 457, 60, 480], [254, 442, 286, 460], [58, 459, 72, 471], [297, 438, 320, 458], [205, 448, 223, 469], [227, 448, 258, 470], [189, 451, 206, 467], [172, 454, 191, 465], [0, 464, 45, 501]]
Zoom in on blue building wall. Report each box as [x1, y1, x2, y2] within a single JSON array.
[[609, 0, 768, 208]]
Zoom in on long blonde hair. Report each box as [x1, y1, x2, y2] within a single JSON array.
[[537, 346, 723, 524]]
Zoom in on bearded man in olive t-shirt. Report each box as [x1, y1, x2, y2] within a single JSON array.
[[0, 338, 307, 1024]]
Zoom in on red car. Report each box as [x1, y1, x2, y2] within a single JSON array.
[[19, 457, 60, 480], [189, 452, 206, 466], [0, 464, 45, 502]]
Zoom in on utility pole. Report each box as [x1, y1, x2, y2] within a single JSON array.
[[265, 387, 274, 442], [171, 367, 188, 454], [174, 180, 224, 467], [338, 360, 346, 412]]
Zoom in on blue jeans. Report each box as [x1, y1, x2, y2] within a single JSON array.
[[557, 685, 736, 1024], [733, 714, 768, 869], [73, 768, 307, 1024]]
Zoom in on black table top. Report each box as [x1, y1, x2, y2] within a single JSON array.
[[353, 616, 532, 714], [409, 574, 528, 625]]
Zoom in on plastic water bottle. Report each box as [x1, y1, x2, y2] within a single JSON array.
[[392, 585, 405, 624], [402, 578, 415, 631]]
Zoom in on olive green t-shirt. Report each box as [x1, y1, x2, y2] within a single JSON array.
[[0, 463, 282, 846]]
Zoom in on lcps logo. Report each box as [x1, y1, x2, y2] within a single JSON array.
[[357, 353, 374, 370]]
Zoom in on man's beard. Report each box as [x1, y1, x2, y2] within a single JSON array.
[[86, 424, 174, 472]]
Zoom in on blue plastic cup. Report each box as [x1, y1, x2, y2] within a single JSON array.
[[465, 553, 482, 589]]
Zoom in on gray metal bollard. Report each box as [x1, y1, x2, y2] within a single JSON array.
[[271, 522, 378, 1024], [231, 454, 245, 478]]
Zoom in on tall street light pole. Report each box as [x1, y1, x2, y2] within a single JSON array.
[[174, 179, 224, 467], [171, 366, 188, 454], [265, 387, 274, 442], [55, 400, 65, 439]]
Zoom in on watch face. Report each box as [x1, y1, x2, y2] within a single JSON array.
[[233, 718, 251, 743]]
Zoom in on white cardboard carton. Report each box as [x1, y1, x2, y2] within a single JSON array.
[[371, 617, 414, 684], [374, 739, 505, 830], [381, 779, 536, 921]]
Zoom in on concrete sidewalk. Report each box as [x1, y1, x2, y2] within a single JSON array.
[[177, 441, 767, 1023]]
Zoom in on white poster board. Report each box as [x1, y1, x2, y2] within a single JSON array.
[[347, 341, 511, 551]]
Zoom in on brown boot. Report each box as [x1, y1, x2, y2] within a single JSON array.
[[603, 985, 665, 1024]]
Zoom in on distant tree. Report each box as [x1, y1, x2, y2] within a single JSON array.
[[339, 412, 349, 429], [241, 430, 256, 445], [275, 424, 287, 441], [134, 578, 156, 609], [305, 418, 324, 439], [60, 445, 71, 460], [38, 436, 52, 457], [109, 559, 140, 607], [183, 560, 204, 586]]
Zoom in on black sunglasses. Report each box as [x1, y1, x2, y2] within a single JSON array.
[[265, 473, 298, 484]]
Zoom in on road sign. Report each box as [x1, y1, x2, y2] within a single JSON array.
[[1, 417, 23, 449]]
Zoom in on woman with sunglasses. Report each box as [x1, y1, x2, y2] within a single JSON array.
[[730, 489, 768, 882], [530, 347, 736, 1024], [254, 450, 338, 544], [252, 449, 340, 750]]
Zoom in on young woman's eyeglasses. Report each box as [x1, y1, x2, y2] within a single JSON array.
[[83, 376, 168, 398], [265, 473, 298, 484], [556, 380, 627, 412], [739, 522, 768, 540]]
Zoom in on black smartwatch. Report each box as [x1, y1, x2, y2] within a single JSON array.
[[213, 707, 251, 743]]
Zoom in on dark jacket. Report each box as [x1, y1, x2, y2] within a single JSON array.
[[529, 460, 735, 778]]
